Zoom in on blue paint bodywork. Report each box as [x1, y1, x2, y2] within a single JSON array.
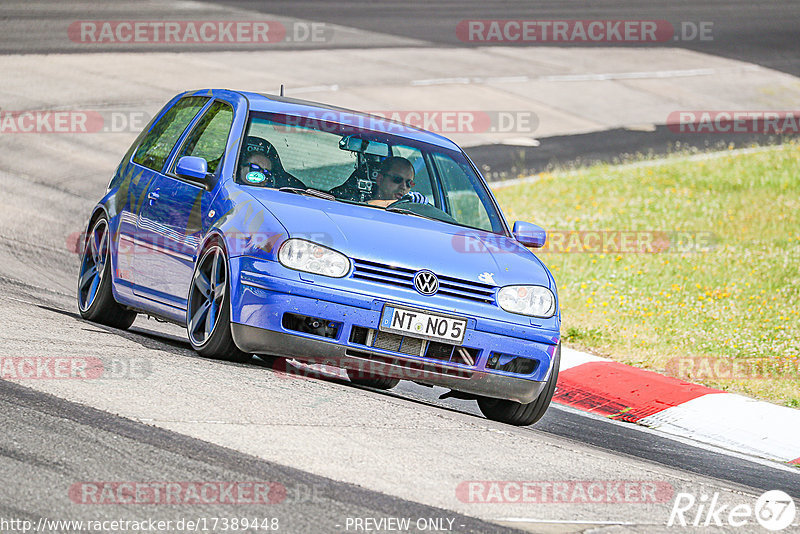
[[87, 89, 561, 403]]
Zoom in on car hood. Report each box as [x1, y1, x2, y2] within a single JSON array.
[[248, 190, 553, 289]]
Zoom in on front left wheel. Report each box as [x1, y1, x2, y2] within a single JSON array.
[[477, 342, 561, 426], [77, 215, 137, 329], [187, 242, 250, 363]]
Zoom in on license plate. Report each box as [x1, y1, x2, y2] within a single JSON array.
[[379, 305, 467, 345]]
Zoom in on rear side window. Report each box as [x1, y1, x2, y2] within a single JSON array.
[[133, 96, 207, 171], [174, 101, 234, 175]]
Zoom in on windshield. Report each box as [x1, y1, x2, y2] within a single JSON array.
[[236, 111, 506, 234]]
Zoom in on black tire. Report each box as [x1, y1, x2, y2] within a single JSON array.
[[346, 368, 400, 390], [477, 342, 561, 426], [77, 215, 137, 330], [187, 241, 250, 363]]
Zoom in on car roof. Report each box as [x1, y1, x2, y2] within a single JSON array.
[[236, 90, 461, 151]]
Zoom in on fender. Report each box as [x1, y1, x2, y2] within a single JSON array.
[[201, 185, 289, 263]]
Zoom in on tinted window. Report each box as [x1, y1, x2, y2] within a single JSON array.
[[239, 112, 506, 234], [133, 96, 207, 171], [247, 117, 357, 190], [391, 144, 435, 205], [174, 101, 234, 175], [242, 115, 437, 196]]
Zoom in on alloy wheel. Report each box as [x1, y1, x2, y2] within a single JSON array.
[[188, 246, 227, 347]]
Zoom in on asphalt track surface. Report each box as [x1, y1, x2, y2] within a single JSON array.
[[214, 1, 800, 76], [1, 2, 800, 532], [6, 0, 800, 77], [1, 135, 799, 528], [212, 0, 800, 177], [0, 379, 517, 534], [3, 0, 798, 176]]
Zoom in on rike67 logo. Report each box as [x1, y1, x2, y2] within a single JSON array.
[[668, 490, 796, 531]]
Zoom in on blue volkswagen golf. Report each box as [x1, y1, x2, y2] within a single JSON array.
[[78, 89, 561, 425]]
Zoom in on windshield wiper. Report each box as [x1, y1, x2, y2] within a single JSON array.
[[279, 187, 335, 201]]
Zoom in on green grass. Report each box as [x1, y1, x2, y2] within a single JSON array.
[[494, 142, 800, 407]]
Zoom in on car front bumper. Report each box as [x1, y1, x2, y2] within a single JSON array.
[[232, 323, 548, 403], [229, 256, 560, 404]]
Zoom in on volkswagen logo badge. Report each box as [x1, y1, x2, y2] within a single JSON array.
[[413, 270, 439, 295]]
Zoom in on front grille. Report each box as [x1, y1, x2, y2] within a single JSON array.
[[349, 326, 479, 365], [345, 350, 474, 379], [351, 259, 496, 304], [372, 330, 425, 356]]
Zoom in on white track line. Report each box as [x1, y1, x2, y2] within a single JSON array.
[[411, 65, 761, 86]]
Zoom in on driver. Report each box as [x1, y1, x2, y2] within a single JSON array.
[[368, 157, 428, 207]]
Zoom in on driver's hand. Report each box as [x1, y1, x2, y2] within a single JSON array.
[[400, 191, 429, 204]]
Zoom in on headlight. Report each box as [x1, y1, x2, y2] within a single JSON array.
[[497, 285, 555, 317], [278, 239, 350, 278]]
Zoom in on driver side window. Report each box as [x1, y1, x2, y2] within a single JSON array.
[[391, 145, 434, 203]]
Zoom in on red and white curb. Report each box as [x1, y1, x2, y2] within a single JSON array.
[[555, 347, 800, 465]]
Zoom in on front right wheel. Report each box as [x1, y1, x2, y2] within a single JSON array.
[[346, 368, 400, 390], [477, 342, 561, 426]]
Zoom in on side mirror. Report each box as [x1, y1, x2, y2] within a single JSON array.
[[513, 221, 546, 248], [176, 156, 209, 182]]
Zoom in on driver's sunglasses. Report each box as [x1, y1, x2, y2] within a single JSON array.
[[384, 173, 414, 188]]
